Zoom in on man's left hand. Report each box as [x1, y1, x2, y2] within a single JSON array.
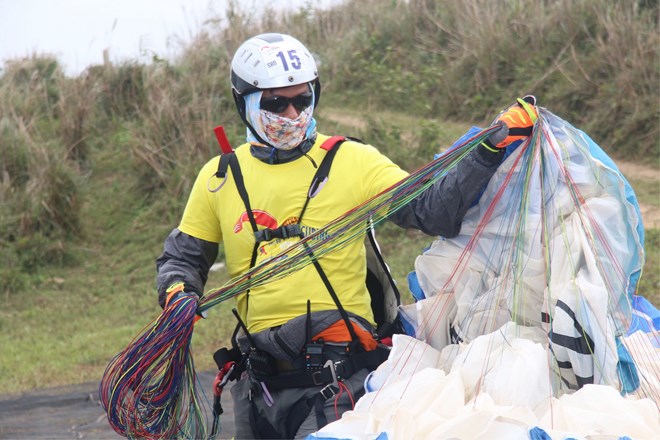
[[486, 95, 538, 149]]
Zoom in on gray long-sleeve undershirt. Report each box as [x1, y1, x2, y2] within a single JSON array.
[[156, 141, 502, 306]]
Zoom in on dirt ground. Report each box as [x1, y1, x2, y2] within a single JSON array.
[[0, 371, 235, 440], [617, 160, 660, 228]]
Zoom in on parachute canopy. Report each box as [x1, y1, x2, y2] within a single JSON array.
[[310, 108, 659, 440]]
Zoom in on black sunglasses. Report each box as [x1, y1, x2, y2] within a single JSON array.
[[260, 92, 313, 114]]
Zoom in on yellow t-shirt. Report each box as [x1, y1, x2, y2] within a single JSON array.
[[179, 134, 408, 333]]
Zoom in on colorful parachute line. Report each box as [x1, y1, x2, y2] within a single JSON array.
[[98, 124, 499, 439]]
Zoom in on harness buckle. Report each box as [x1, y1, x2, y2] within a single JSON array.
[[282, 224, 303, 239], [320, 383, 338, 400], [254, 229, 273, 243], [312, 359, 339, 387], [311, 370, 324, 386]]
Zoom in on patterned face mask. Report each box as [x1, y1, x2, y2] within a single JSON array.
[[259, 105, 313, 151], [244, 89, 317, 151]]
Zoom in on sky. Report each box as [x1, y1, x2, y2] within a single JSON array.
[[0, 0, 340, 75]]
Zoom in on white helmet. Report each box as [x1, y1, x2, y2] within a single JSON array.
[[230, 33, 319, 96], [230, 33, 321, 148]]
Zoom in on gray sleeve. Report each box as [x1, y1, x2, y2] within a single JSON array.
[[389, 145, 503, 238], [155, 228, 219, 308]]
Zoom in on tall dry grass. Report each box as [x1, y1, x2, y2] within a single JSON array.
[[294, 0, 659, 160], [0, 57, 82, 292]]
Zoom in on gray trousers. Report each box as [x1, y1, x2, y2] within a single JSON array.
[[231, 368, 369, 439]]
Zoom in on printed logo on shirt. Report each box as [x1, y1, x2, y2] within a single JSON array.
[[233, 209, 278, 233]]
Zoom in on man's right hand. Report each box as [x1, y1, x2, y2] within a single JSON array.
[[164, 283, 206, 322]]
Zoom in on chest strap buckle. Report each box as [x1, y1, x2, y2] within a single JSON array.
[[255, 224, 303, 243]]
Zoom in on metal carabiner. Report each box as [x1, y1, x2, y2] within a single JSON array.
[[207, 174, 227, 193]]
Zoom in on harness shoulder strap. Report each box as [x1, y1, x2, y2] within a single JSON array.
[[296, 136, 365, 348], [225, 154, 260, 266], [218, 152, 260, 330], [221, 137, 364, 349], [215, 153, 232, 179], [299, 136, 348, 220], [308, 138, 343, 198]]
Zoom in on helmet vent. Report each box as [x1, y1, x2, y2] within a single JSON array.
[[288, 76, 294, 82]]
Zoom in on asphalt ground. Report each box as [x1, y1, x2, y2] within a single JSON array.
[[0, 371, 235, 440]]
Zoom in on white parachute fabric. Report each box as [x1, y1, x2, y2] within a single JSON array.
[[411, 108, 644, 391], [310, 332, 660, 440], [309, 109, 659, 439]]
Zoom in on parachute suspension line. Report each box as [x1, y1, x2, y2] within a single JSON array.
[[409, 136, 533, 350], [409, 111, 656, 414], [98, 126, 499, 439], [369, 133, 540, 401], [100, 293, 207, 439], [537, 127, 638, 386], [544, 127, 632, 339], [372, 111, 650, 408], [196, 130, 486, 313]]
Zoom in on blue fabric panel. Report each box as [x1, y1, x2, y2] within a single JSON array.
[[528, 426, 552, 440], [628, 294, 660, 335], [407, 271, 425, 301], [616, 336, 640, 395]]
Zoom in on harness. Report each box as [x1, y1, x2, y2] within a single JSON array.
[[209, 132, 400, 438]]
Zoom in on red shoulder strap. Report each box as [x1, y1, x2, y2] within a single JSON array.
[[213, 125, 233, 154], [320, 135, 347, 151]]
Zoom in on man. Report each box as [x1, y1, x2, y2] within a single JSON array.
[[156, 33, 536, 439]]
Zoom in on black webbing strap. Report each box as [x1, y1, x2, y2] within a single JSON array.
[[254, 223, 303, 242], [313, 395, 328, 431], [305, 242, 361, 348], [255, 136, 346, 243], [312, 139, 343, 194], [227, 154, 260, 269], [219, 152, 260, 325], [295, 137, 362, 349], [215, 154, 232, 178], [366, 226, 401, 303], [508, 126, 533, 137], [221, 137, 362, 348], [253, 346, 390, 391]]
